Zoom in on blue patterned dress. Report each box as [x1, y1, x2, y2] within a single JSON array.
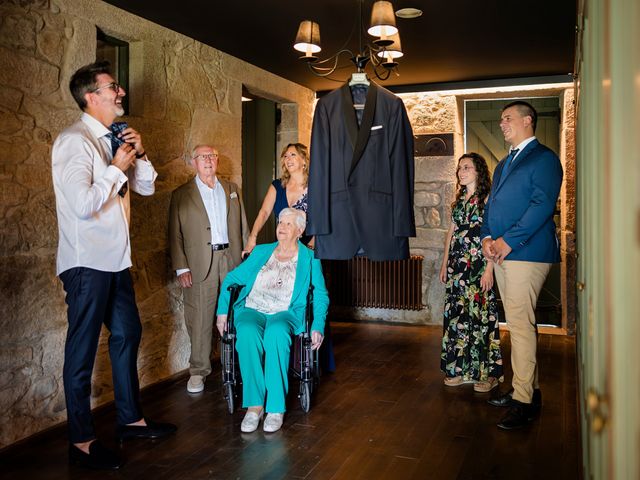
[[440, 193, 503, 381]]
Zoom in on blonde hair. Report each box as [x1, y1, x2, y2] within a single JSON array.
[[280, 143, 309, 188]]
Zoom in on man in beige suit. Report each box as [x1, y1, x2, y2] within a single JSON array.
[[169, 144, 249, 393]]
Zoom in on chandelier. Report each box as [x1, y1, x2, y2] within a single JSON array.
[[293, 0, 405, 81]]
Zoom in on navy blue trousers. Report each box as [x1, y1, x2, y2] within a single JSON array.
[[60, 267, 143, 443]]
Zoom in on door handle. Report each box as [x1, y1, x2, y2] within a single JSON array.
[[587, 388, 608, 434]]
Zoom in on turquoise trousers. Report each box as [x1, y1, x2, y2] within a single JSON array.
[[235, 307, 297, 413]]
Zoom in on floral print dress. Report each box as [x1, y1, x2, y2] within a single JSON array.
[[441, 194, 503, 381]]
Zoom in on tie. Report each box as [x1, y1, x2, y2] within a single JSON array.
[[504, 148, 520, 171], [500, 148, 520, 179], [106, 123, 128, 197]]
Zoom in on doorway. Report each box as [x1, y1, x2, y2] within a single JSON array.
[[241, 96, 278, 245]]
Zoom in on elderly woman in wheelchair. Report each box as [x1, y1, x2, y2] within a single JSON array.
[[216, 208, 329, 433]]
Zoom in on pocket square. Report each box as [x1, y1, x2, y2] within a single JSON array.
[[230, 192, 238, 199], [371, 125, 383, 130]]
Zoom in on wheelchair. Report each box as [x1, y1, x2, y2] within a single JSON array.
[[221, 283, 320, 414]]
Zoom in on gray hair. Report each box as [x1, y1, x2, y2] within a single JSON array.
[[278, 208, 306, 230], [190, 144, 215, 159]]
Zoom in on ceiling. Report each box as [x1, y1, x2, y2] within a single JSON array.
[[103, 0, 576, 93]]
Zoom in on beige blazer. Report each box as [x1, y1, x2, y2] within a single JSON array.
[[169, 177, 249, 283]]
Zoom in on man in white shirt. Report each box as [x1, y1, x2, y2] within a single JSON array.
[[52, 61, 176, 470], [169, 145, 248, 394]]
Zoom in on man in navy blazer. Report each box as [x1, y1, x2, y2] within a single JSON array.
[[481, 101, 563, 430]]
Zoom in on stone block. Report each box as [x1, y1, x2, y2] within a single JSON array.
[[0, 13, 37, 52], [36, 26, 64, 65], [413, 207, 425, 227], [411, 227, 448, 250], [425, 208, 441, 228], [0, 85, 23, 111], [0, 109, 27, 135], [415, 156, 456, 183], [400, 93, 457, 133], [0, 46, 59, 97], [414, 192, 441, 208], [21, 96, 79, 139], [0, 179, 29, 210], [415, 182, 440, 192]]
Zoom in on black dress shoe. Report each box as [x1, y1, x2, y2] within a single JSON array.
[[487, 389, 514, 407], [69, 440, 122, 470], [116, 418, 177, 442], [497, 400, 536, 430], [488, 388, 542, 408]]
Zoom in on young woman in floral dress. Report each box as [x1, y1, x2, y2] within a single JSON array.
[[439, 153, 503, 392]]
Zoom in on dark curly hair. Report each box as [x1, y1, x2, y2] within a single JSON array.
[[452, 152, 492, 208]]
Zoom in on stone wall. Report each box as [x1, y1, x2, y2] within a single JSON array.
[[0, 0, 314, 448]]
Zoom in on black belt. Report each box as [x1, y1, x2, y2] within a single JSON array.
[[211, 243, 229, 251]]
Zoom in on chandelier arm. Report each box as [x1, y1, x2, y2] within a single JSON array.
[[371, 61, 392, 81], [313, 49, 355, 66], [307, 55, 342, 77]]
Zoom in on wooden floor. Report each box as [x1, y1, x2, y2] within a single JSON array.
[[1, 322, 580, 479]]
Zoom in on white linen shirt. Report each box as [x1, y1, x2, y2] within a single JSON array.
[[52, 113, 157, 275], [175, 175, 229, 277], [195, 175, 229, 245]]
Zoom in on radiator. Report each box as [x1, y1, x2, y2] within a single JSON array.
[[322, 256, 423, 310]]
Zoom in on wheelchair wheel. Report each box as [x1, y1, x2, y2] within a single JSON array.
[[225, 383, 235, 414], [300, 381, 311, 413]]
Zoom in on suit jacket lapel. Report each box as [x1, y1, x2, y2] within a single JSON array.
[[495, 139, 539, 193], [349, 83, 378, 177], [340, 85, 358, 150], [187, 179, 210, 226]]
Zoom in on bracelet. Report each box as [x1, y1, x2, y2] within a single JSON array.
[[135, 150, 146, 159]]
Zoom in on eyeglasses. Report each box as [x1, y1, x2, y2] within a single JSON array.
[[194, 153, 219, 161], [91, 82, 121, 94]]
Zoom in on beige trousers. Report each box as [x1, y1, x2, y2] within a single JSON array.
[[183, 249, 233, 377], [494, 260, 551, 404]]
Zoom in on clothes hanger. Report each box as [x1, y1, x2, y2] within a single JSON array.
[[348, 72, 370, 87], [349, 73, 370, 109]]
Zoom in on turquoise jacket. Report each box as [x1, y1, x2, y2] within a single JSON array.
[[216, 242, 329, 335]]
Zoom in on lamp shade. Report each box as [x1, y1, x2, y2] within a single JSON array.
[[294, 20, 321, 56], [367, 1, 398, 38], [377, 33, 403, 60]]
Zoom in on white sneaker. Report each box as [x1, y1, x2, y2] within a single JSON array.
[[187, 375, 205, 393], [263, 413, 284, 433], [241, 410, 263, 433]]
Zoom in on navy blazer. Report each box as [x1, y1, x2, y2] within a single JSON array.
[[216, 242, 329, 334], [480, 139, 563, 263]]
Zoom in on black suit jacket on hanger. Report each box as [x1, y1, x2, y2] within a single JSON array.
[[307, 82, 416, 261]]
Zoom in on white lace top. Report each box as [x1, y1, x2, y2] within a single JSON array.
[[245, 252, 298, 314]]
